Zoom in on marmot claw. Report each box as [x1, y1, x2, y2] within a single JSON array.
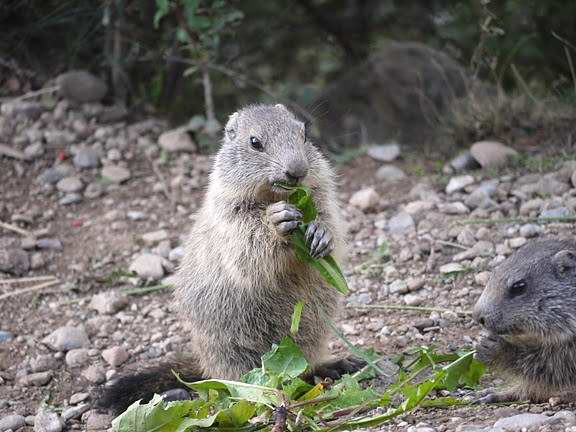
[[305, 221, 334, 258], [266, 201, 302, 235]]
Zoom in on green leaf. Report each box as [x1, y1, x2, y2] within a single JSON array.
[[154, 0, 170, 28], [112, 394, 209, 432], [319, 375, 379, 414], [262, 336, 308, 382], [183, 378, 280, 407], [292, 227, 349, 295], [290, 300, 305, 335]]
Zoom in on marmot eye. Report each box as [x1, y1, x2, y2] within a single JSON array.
[[250, 136, 263, 151], [509, 280, 527, 297]]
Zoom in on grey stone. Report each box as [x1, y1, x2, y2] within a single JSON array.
[[367, 143, 400, 162], [387, 211, 415, 235], [159, 128, 197, 153], [129, 253, 166, 280], [375, 165, 406, 182], [61, 404, 90, 422], [102, 346, 129, 367], [59, 193, 83, 206], [142, 229, 169, 245], [83, 410, 113, 430], [0, 331, 14, 343], [65, 348, 90, 368], [168, 246, 185, 262], [519, 224, 542, 238], [540, 206, 572, 219], [0, 143, 25, 160], [82, 365, 106, 384], [389, 280, 409, 294], [36, 239, 62, 250], [446, 175, 475, 194], [34, 408, 63, 432], [0, 248, 29, 276], [19, 371, 53, 387], [73, 147, 101, 169], [42, 326, 89, 352], [448, 151, 481, 172], [30, 354, 59, 373], [404, 293, 423, 306], [24, 142, 45, 160], [38, 165, 74, 185], [84, 182, 104, 199], [508, 237, 527, 249], [0, 414, 26, 431], [101, 165, 131, 184], [439, 263, 465, 274], [470, 141, 518, 169], [57, 70, 107, 103], [89, 291, 127, 315], [349, 188, 380, 212], [438, 202, 469, 215], [69, 392, 89, 405], [492, 413, 548, 431], [453, 241, 494, 261], [127, 211, 146, 221]]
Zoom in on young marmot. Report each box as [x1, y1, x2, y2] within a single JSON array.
[[473, 239, 576, 402], [99, 104, 360, 412]]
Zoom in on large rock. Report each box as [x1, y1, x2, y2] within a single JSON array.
[[89, 291, 127, 315], [375, 165, 406, 182], [493, 413, 549, 430], [56, 176, 84, 193], [316, 42, 467, 146], [470, 141, 518, 169], [387, 211, 415, 235], [34, 408, 63, 432], [57, 70, 108, 103]]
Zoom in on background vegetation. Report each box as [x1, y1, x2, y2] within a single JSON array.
[[1, 0, 575, 140]]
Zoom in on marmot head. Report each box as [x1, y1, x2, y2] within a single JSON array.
[[473, 239, 576, 346], [213, 104, 312, 199]]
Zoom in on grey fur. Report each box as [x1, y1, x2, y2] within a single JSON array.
[[473, 239, 576, 402], [173, 103, 347, 380]]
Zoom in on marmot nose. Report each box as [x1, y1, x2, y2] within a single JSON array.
[[285, 163, 309, 184]]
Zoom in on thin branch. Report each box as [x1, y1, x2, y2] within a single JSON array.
[[348, 304, 472, 316], [461, 216, 576, 226], [0, 279, 60, 301], [1, 85, 59, 103], [0, 276, 58, 285], [0, 221, 33, 237]]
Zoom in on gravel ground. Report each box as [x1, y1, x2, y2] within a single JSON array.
[[1, 93, 576, 431]]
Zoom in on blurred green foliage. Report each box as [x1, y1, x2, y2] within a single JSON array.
[[1, 0, 575, 115]]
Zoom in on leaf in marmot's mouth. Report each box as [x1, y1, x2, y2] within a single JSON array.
[[273, 182, 349, 295]]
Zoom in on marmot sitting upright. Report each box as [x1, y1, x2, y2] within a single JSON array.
[[99, 103, 361, 412]]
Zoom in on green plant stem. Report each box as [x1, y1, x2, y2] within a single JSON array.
[[121, 284, 172, 296]]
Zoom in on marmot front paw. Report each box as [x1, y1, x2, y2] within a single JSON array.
[[475, 333, 503, 364], [305, 222, 334, 258], [266, 201, 302, 235]]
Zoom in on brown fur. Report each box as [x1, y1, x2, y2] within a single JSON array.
[[474, 239, 576, 402], [97, 104, 347, 413]]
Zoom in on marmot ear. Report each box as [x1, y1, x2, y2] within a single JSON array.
[[225, 112, 238, 140], [552, 250, 576, 273]]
